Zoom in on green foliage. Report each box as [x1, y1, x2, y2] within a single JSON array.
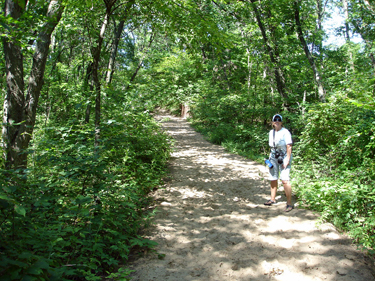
[[2, 0, 375, 279], [221, 123, 269, 162], [131, 49, 204, 114], [293, 96, 375, 251], [189, 87, 274, 162], [295, 100, 352, 164], [0, 110, 172, 280]]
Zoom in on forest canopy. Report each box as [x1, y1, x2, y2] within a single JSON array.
[[1, 0, 374, 279]]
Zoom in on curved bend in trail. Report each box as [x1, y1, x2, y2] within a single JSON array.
[[129, 113, 375, 281]]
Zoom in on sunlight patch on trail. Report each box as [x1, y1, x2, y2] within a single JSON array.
[[129, 113, 375, 281]]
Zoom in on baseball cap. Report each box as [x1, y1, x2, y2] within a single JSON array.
[[272, 114, 282, 122]]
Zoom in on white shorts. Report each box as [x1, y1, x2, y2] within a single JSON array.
[[268, 157, 291, 181]]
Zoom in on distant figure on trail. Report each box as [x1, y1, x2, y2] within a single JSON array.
[[264, 114, 293, 212]]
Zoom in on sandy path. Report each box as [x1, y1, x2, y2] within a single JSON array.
[[128, 113, 375, 281]]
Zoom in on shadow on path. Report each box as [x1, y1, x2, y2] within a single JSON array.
[[128, 113, 375, 281]]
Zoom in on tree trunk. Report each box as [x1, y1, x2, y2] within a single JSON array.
[[84, 63, 93, 124], [247, 49, 252, 90], [25, 0, 64, 142], [343, 0, 355, 72], [314, 0, 325, 55], [2, 0, 64, 169], [126, 59, 144, 90], [3, 1, 26, 170], [92, 10, 110, 146], [105, 0, 135, 85], [294, 0, 326, 102], [126, 32, 154, 90], [343, 0, 350, 40], [201, 46, 207, 63], [106, 20, 124, 84], [250, 0, 288, 102]]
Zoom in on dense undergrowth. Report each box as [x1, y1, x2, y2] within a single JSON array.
[[0, 110, 172, 280], [187, 94, 375, 255], [293, 98, 375, 253], [2, 0, 375, 279]]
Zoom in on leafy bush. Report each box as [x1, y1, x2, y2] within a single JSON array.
[[293, 97, 375, 251], [189, 88, 279, 162], [0, 111, 172, 280]]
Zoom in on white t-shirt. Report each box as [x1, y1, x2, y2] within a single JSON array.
[[268, 127, 293, 155]]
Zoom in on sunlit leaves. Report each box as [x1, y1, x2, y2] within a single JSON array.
[[293, 96, 375, 250]]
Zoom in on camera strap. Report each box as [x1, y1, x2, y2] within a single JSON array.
[[273, 129, 284, 157], [273, 129, 276, 151], [273, 129, 288, 160]]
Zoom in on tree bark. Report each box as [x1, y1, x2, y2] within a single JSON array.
[[84, 63, 93, 124], [250, 0, 288, 101], [92, 10, 110, 146], [3, 1, 26, 170], [343, 0, 355, 72], [105, 0, 135, 85], [2, 0, 64, 169], [294, 0, 326, 102], [126, 32, 154, 90], [314, 0, 327, 55], [106, 20, 125, 84], [91, 0, 123, 146], [25, 0, 65, 143]]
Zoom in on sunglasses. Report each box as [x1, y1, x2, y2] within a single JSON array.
[[273, 118, 282, 122]]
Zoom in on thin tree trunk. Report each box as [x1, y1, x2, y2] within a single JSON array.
[[84, 64, 93, 123], [105, 0, 135, 84], [92, 11, 110, 146], [294, 0, 326, 102], [314, 0, 328, 55], [2, 0, 64, 169], [126, 60, 144, 90], [239, 27, 252, 91], [106, 20, 124, 84], [250, 0, 288, 102], [343, 0, 355, 72], [201, 46, 207, 63], [343, 0, 350, 40], [221, 59, 231, 91], [247, 50, 252, 90], [126, 32, 154, 90]]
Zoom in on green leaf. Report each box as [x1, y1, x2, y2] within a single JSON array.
[[14, 205, 26, 216], [0, 194, 12, 201], [16, 0, 27, 9]]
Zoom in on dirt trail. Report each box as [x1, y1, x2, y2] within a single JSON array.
[[128, 112, 375, 281]]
